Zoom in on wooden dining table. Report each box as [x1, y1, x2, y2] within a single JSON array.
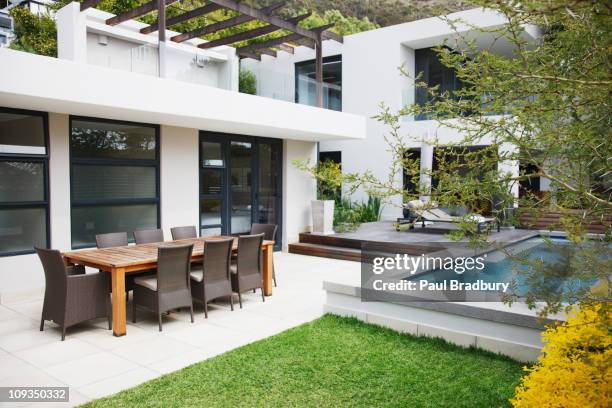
[[62, 236, 275, 337]]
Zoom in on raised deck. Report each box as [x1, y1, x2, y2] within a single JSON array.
[[289, 221, 538, 262]]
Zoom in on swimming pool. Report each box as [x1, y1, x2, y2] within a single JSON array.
[[411, 237, 601, 296]]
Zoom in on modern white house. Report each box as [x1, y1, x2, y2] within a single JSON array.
[[242, 8, 542, 219], [0, 2, 366, 302]]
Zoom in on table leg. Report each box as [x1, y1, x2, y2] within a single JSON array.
[[263, 244, 273, 296], [110, 267, 127, 336]]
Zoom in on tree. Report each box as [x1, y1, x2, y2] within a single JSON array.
[[300, 0, 611, 318]]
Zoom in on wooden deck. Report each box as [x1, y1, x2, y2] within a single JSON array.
[[289, 221, 539, 262]]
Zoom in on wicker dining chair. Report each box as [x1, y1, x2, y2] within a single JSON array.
[[132, 244, 195, 331], [190, 238, 234, 318], [250, 223, 278, 287], [134, 228, 165, 245], [231, 233, 265, 308], [36, 248, 111, 341], [171, 226, 198, 240]]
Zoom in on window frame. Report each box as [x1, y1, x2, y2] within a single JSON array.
[[69, 116, 160, 249], [0, 107, 50, 257]]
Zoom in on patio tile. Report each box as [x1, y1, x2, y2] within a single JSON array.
[[111, 336, 199, 366], [144, 349, 211, 374], [4, 300, 43, 321], [0, 317, 38, 336], [13, 338, 102, 369], [0, 305, 20, 321], [0, 324, 59, 353], [78, 324, 155, 351], [44, 352, 139, 388], [0, 355, 40, 382], [77, 367, 159, 400], [211, 310, 294, 339], [164, 322, 246, 352]]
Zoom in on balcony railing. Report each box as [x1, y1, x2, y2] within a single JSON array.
[[401, 86, 505, 121], [245, 66, 341, 111]]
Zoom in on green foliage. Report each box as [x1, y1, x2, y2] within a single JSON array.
[[300, 9, 378, 36], [271, 0, 471, 27], [334, 195, 381, 232], [9, 7, 57, 56], [293, 158, 344, 200], [238, 69, 257, 94], [83, 315, 524, 408]]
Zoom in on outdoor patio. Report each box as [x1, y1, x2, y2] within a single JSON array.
[[0, 252, 359, 407]]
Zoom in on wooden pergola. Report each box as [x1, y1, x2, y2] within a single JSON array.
[[80, 0, 343, 107]]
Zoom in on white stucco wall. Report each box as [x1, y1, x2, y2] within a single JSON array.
[[159, 125, 200, 239], [282, 140, 317, 249]]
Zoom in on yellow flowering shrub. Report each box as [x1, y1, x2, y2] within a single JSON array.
[[511, 303, 611, 408]]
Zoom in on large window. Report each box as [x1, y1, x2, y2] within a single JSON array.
[[0, 108, 49, 256], [415, 48, 466, 120], [200, 133, 283, 250], [70, 117, 159, 248], [295, 55, 342, 111]]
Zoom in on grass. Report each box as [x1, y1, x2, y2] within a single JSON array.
[[83, 315, 526, 408]]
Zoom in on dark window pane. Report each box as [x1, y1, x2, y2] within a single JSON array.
[[71, 204, 158, 247], [201, 141, 223, 166], [0, 208, 46, 253], [201, 169, 222, 195], [71, 120, 156, 160], [0, 161, 45, 202], [72, 165, 156, 201], [201, 199, 221, 227], [0, 112, 46, 155], [230, 142, 252, 234], [295, 56, 342, 111], [200, 227, 221, 237], [258, 143, 279, 224]]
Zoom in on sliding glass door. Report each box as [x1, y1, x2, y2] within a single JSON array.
[[199, 133, 282, 250]]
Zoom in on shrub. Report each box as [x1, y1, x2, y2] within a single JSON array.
[[9, 7, 57, 56], [239, 69, 257, 95], [511, 303, 611, 408]]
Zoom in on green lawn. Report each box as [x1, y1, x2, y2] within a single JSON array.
[[83, 315, 525, 408]]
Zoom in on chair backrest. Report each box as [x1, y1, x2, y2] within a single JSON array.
[[35, 247, 67, 298], [96, 232, 128, 248], [202, 238, 233, 282], [134, 229, 164, 245], [156, 244, 193, 292], [250, 223, 277, 242], [171, 226, 197, 240], [236, 233, 264, 277]]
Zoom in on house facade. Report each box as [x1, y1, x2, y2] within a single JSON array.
[[0, 2, 366, 302], [242, 8, 542, 220]]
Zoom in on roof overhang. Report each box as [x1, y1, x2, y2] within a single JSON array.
[[0, 48, 365, 142]]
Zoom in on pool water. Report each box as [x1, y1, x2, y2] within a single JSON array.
[[412, 238, 600, 296]]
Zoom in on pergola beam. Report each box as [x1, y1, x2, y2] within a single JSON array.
[[140, 2, 223, 34], [294, 37, 315, 48], [106, 0, 176, 26], [198, 13, 310, 49], [236, 32, 303, 54], [277, 43, 294, 54], [171, 1, 285, 43], [80, 0, 103, 11], [206, 0, 318, 40]]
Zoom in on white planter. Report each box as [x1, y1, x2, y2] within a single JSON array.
[[311, 200, 335, 235]]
